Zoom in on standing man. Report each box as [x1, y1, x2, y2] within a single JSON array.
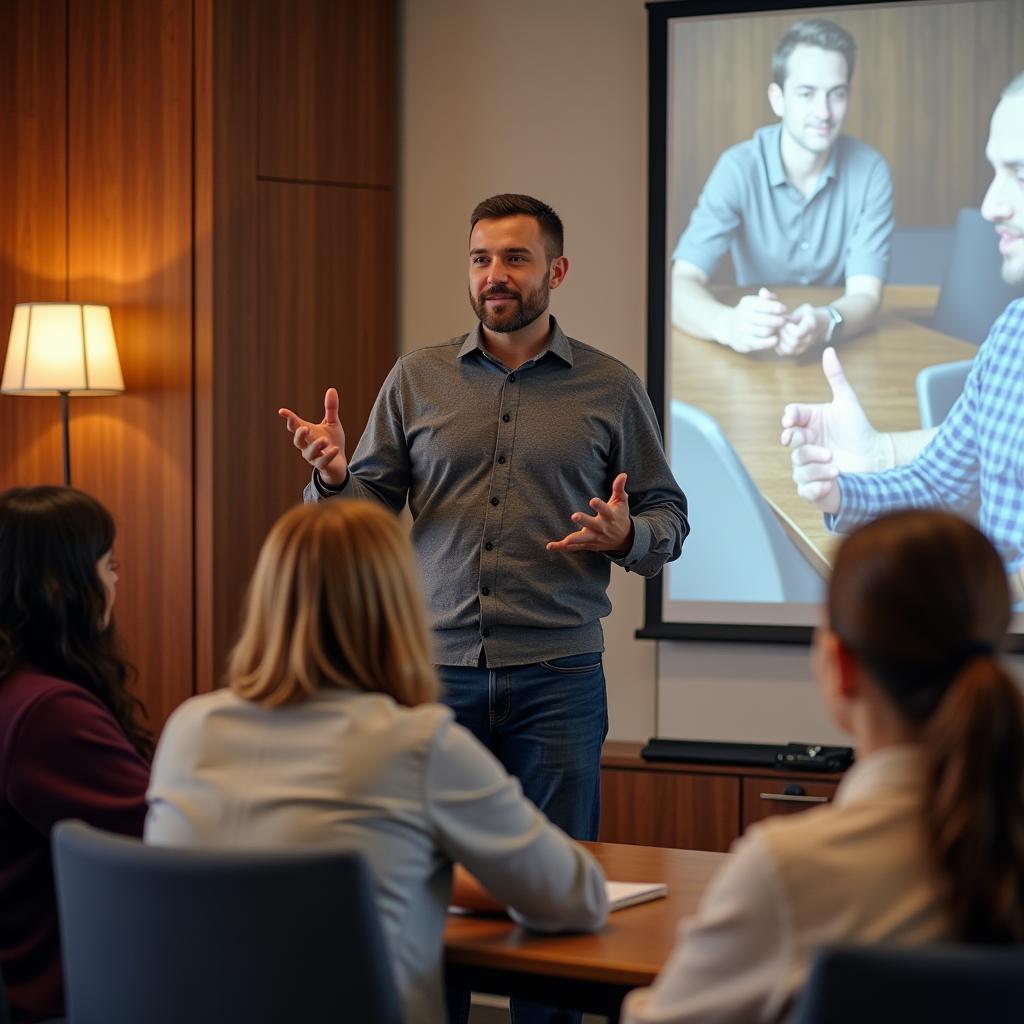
[[280, 194, 688, 1023], [673, 18, 893, 355], [781, 74, 1024, 595]]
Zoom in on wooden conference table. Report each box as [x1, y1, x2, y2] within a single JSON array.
[[672, 285, 977, 570], [444, 841, 725, 1022]]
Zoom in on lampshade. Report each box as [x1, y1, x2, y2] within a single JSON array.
[[2, 303, 124, 396]]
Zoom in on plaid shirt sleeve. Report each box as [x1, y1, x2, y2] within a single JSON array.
[[827, 299, 1024, 573]]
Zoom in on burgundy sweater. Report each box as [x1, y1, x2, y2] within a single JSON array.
[[0, 667, 149, 1022]]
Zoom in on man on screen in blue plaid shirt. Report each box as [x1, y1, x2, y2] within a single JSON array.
[[781, 72, 1024, 595]]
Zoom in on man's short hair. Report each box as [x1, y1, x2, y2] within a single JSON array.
[[772, 18, 857, 87], [470, 194, 564, 261]]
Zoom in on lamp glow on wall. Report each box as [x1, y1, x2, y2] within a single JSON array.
[[1, 303, 125, 486]]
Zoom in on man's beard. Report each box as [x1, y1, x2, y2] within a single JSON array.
[[1001, 253, 1024, 287], [470, 280, 549, 333]]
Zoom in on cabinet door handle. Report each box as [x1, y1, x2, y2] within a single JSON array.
[[759, 792, 829, 804]]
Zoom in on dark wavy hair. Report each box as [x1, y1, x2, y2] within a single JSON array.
[[0, 486, 152, 759], [829, 510, 1024, 942]]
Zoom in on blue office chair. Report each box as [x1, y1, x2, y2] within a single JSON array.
[[52, 821, 402, 1024], [916, 358, 973, 428], [791, 944, 1024, 1024], [668, 401, 825, 603], [889, 223, 955, 285], [932, 208, 1024, 345]]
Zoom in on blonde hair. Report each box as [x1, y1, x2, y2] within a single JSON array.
[[228, 500, 439, 708]]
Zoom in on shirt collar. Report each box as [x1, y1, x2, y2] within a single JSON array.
[[457, 315, 574, 369], [766, 123, 841, 190], [833, 745, 924, 807]]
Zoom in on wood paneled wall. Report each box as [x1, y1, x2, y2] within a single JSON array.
[[668, 0, 1024, 253], [197, 0, 396, 693], [1, 0, 396, 727], [0, 0, 194, 730]]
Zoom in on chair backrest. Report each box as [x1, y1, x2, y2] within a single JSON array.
[[52, 821, 403, 1024], [933, 208, 1024, 345], [668, 401, 824, 603], [916, 358, 973, 428], [889, 223, 954, 285], [791, 944, 1024, 1024]]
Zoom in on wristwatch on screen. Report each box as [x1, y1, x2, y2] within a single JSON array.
[[824, 304, 844, 343]]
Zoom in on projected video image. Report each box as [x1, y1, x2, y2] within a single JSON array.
[[654, 0, 1024, 634]]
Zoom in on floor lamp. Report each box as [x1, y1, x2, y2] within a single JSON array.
[[1, 303, 125, 486]]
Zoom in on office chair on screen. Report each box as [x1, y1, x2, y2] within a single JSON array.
[[668, 401, 824, 603], [888, 223, 955, 285], [916, 358, 974, 428], [791, 944, 1024, 1024], [932, 208, 1024, 345], [52, 821, 402, 1024]]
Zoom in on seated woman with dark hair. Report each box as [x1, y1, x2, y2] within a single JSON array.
[[0, 487, 151, 1023], [623, 509, 1024, 1024], [145, 499, 607, 1024]]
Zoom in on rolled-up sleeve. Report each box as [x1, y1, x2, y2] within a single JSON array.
[[672, 152, 745, 280], [843, 153, 893, 282]]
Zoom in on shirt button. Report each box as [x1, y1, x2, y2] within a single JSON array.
[[481, 587, 490, 596], [490, 497, 499, 506], [502, 413, 510, 423], [800, 240, 809, 250], [497, 455, 506, 465], [800, 275, 809, 284], [482, 628, 491, 638], [509, 374, 516, 383], [484, 542, 494, 551]]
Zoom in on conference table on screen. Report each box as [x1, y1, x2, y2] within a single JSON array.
[[444, 841, 725, 1022], [673, 285, 977, 572]]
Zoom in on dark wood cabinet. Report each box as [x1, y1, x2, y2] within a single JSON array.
[[600, 742, 842, 853]]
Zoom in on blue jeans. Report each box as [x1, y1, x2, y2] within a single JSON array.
[[440, 653, 608, 1024]]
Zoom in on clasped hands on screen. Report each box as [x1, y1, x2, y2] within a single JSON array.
[[724, 287, 833, 356]]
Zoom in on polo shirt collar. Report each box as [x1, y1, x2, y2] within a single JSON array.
[[457, 315, 574, 368], [766, 123, 789, 189], [766, 123, 841, 190]]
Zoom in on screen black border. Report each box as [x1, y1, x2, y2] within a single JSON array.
[[640, 0, 1024, 651]]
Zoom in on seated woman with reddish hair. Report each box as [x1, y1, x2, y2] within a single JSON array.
[[624, 509, 1024, 1024], [0, 487, 151, 1023]]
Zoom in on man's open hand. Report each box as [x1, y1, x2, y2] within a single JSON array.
[[546, 473, 634, 554], [278, 387, 348, 487]]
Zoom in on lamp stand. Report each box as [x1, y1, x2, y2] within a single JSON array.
[[60, 390, 71, 486]]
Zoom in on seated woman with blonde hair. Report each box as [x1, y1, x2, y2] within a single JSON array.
[[145, 499, 607, 1024], [623, 509, 1024, 1024]]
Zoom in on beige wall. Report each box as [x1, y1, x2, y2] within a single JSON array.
[[399, 0, 1023, 743]]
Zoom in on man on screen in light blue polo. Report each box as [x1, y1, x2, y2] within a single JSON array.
[[672, 18, 893, 356]]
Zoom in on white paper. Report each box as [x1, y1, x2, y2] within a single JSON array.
[[606, 880, 668, 912]]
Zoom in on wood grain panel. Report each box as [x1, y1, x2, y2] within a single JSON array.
[[67, 0, 193, 731], [257, 0, 395, 187], [0, 0, 67, 488], [206, 180, 394, 679], [668, 1, 1021, 257], [200, 0, 396, 692], [599, 767, 739, 852]]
